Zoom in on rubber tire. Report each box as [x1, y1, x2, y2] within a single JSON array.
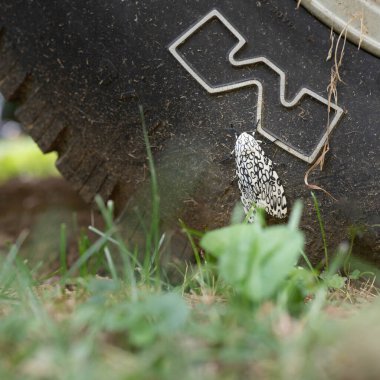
[[0, 0, 378, 262]]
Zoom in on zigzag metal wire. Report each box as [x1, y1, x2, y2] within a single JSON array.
[[168, 9, 344, 164]]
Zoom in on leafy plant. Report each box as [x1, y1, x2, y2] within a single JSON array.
[[200, 202, 312, 309], [319, 272, 346, 290]]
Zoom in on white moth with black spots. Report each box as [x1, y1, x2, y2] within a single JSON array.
[[235, 132, 287, 222]]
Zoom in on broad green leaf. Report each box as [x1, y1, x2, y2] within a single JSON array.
[[320, 272, 347, 289], [201, 222, 304, 303], [348, 269, 361, 280]]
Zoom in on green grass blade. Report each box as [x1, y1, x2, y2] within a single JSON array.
[[139, 105, 160, 263], [311, 192, 329, 269], [59, 223, 68, 275], [104, 246, 118, 280], [63, 229, 115, 280]]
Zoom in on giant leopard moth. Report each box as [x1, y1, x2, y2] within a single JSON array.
[[235, 131, 287, 222]]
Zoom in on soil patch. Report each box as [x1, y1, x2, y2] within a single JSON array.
[[0, 177, 104, 272]]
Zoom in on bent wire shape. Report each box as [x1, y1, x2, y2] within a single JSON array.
[[168, 9, 344, 164]]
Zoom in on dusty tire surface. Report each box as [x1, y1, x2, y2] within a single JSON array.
[[0, 1, 378, 262]]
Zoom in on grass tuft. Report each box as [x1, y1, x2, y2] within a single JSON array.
[[0, 110, 378, 379]]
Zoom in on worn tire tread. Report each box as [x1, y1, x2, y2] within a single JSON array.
[[0, 28, 119, 205]]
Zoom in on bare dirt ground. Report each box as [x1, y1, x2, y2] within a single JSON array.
[[0, 177, 104, 272]]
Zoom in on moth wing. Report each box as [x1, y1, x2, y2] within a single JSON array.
[[235, 132, 287, 220]]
